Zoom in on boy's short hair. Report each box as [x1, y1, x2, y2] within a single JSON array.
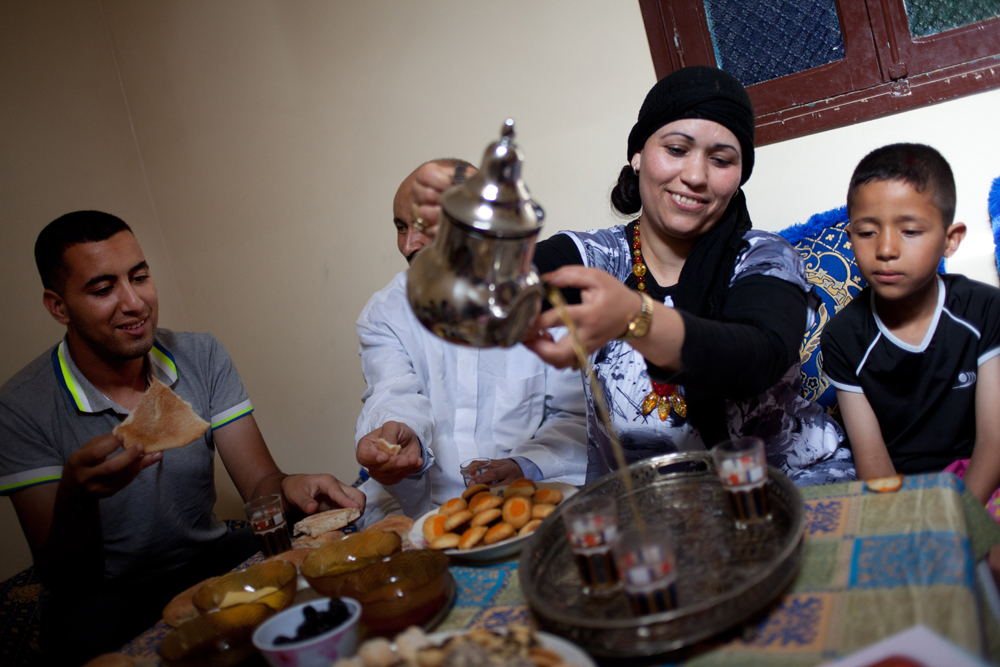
[[35, 211, 132, 293], [847, 143, 956, 227]]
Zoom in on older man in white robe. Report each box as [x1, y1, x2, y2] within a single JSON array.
[[354, 159, 587, 525]]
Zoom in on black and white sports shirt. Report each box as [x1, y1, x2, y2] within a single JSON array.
[[821, 274, 1000, 473]]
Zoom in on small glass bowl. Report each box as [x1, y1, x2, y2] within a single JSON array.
[[334, 550, 452, 634], [159, 602, 274, 667], [192, 561, 297, 613], [301, 531, 402, 592], [252, 597, 362, 667]]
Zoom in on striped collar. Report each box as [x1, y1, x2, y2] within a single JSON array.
[[52, 337, 179, 414]]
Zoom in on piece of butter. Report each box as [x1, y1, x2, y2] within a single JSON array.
[[218, 586, 278, 609]]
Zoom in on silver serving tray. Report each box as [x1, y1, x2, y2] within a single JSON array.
[[518, 451, 804, 658]]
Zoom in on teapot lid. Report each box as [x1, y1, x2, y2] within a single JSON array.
[[440, 119, 544, 237]]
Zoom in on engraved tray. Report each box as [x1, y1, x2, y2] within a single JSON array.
[[518, 451, 804, 658]]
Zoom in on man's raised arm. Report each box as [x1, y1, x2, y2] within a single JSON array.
[[213, 413, 363, 518], [9, 433, 160, 590]]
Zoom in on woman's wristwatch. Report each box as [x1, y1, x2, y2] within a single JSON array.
[[619, 292, 654, 342]]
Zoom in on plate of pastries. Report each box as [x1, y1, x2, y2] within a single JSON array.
[[334, 624, 595, 667], [409, 479, 577, 561]]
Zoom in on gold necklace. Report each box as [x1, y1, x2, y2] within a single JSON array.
[[632, 221, 687, 421]]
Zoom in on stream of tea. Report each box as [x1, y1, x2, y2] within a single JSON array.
[[546, 285, 646, 537]]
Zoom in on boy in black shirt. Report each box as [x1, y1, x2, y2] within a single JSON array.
[[821, 144, 1000, 506]]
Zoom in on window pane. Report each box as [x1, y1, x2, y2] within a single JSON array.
[[704, 0, 844, 86], [904, 0, 1000, 38]]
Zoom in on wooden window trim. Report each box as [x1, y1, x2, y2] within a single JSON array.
[[639, 0, 1000, 145]]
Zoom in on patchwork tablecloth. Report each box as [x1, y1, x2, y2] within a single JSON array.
[[436, 473, 985, 666], [121, 473, 990, 666]]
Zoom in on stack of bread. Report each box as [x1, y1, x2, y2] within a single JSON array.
[[422, 478, 564, 550], [291, 507, 361, 548]]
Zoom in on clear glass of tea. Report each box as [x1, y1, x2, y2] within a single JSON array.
[[563, 495, 621, 596], [245, 493, 292, 557], [460, 458, 491, 486], [711, 437, 772, 529], [612, 527, 678, 615]]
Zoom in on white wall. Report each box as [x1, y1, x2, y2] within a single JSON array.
[[2, 1, 998, 582], [0, 0, 654, 582]]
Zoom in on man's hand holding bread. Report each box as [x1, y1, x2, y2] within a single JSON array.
[[357, 421, 424, 486], [62, 433, 163, 501]]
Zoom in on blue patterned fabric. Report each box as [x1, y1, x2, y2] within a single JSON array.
[[779, 206, 949, 418], [849, 533, 974, 588], [990, 175, 1000, 276], [804, 498, 845, 536], [748, 595, 826, 647], [0, 567, 41, 666], [778, 207, 865, 416]]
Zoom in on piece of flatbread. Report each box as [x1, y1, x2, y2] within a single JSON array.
[[293, 507, 361, 537], [363, 515, 415, 550], [113, 377, 210, 454], [292, 530, 345, 549], [377, 438, 401, 456]]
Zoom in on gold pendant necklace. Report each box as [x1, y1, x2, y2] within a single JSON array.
[[632, 221, 687, 421]]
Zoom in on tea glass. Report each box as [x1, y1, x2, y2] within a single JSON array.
[[245, 494, 291, 557], [612, 527, 678, 615], [460, 458, 491, 486], [563, 495, 621, 596], [711, 437, 771, 528]]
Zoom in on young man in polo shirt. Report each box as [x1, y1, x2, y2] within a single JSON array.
[[0, 211, 364, 665]]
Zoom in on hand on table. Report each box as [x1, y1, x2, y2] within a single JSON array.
[[469, 458, 524, 488], [357, 421, 424, 486], [524, 266, 641, 368], [61, 433, 162, 500], [281, 473, 365, 514]]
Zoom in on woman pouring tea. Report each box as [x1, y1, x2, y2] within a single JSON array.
[[411, 66, 855, 486]]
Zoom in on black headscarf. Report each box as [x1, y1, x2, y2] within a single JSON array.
[[628, 66, 755, 184], [628, 67, 756, 448]]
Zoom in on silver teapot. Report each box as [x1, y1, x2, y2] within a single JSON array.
[[407, 119, 545, 347]]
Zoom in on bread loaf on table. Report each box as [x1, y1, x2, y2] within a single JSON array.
[[293, 507, 361, 537]]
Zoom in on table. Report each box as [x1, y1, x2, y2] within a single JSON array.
[[120, 473, 998, 666]]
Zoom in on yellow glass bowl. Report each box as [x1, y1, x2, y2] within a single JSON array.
[[159, 602, 274, 667], [192, 561, 297, 613], [330, 550, 452, 634], [301, 531, 402, 594]]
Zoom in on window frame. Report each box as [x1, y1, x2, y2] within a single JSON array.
[[638, 0, 1000, 145]]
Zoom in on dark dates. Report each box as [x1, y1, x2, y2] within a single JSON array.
[[274, 598, 351, 645]]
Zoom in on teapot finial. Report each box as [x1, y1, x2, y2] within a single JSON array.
[[440, 119, 543, 237]]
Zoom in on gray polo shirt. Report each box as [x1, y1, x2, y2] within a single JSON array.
[[0, 329, 254, 582]]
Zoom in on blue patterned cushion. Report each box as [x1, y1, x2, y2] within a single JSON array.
[[778, 207, 866, 416], [0, 566, 41, 665]]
